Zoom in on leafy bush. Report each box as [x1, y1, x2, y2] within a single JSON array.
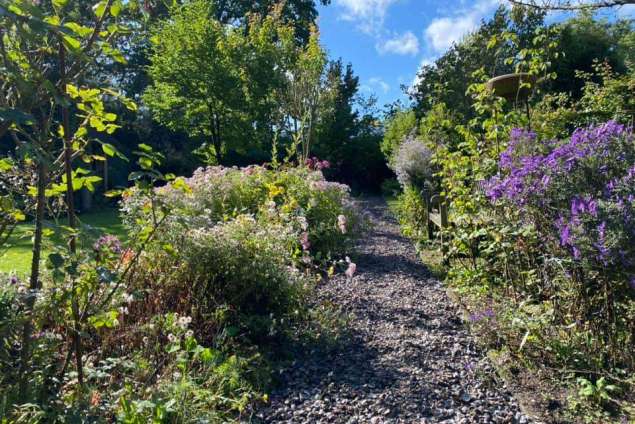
[[393, 139, 434, 190], [122, 165, 362, 265], [484, 121, 635, 366], [393, 186, 428, 243], [128, 215, 306, 342]]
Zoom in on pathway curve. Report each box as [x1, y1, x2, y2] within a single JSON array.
[[257, 198, 530, 424]]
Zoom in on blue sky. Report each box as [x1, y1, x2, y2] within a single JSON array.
[[316, 0, 635, 108]]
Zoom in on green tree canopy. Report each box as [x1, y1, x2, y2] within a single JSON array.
[[143, 0, 296, 163]]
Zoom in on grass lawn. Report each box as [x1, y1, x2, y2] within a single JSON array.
[[0, 209, 125, 277]]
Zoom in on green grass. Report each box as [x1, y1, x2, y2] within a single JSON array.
[[0, 209, 124, 277]]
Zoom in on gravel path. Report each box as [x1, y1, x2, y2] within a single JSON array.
[[257, 198, 531, 424]]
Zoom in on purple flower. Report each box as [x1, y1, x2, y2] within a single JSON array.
[[629, 277, 635, 290], [9, 275, 19, 285], [94, 235, 122, 254], [594, 221, 610, 265]]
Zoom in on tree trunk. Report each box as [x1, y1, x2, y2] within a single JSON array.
[[18, 160, 47, 400], [59, 39, 84, 388]]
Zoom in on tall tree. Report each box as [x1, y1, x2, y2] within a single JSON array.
[[314, 60, 359, 167], [143, 0, 295, 164]]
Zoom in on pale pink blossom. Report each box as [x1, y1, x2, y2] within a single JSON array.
[[300, 232, 311, 251], [345, 256, 356, 280], [337, 214, 347, 234]]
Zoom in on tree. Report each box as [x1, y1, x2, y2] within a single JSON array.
[[509, 0, 635, 10], [279, 27, 329, 162], [0, 0, 136, 396], [314, 60, 359, 167], [410, 6, 546, 118], [143, 0, 295, 164]]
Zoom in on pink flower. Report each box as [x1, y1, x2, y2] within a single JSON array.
[[345, 256, 356, 280], [300, 232, 311, 251], [337, 214, 347, 234]]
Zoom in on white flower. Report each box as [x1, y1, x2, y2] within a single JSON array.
[[123, 293, 134, 304], [167, 333, 177, 343], [185, 330, 194, 338], [337, 214, 348, 234], [297, 216, 308, 231]]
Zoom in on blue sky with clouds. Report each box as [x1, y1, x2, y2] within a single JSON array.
[[316, 0, 635, 107]]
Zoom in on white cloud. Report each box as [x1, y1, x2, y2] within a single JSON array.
[[376, 31, 420, 55], [368, 77, 390, 93], [424, 0, 500, 53], [335, 0, 399, 34]]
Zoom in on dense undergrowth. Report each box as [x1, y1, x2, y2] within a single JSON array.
[[0, 165, 361, 422], [387, 56, 635, 421]]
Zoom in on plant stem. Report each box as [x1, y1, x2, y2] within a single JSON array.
[[18, 160, 47, 400], [59, 38, 84, 388]]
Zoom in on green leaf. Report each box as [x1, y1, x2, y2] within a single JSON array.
[[53, 0, 69, 9], [110, 0, 122, 17], [66, 84, 80, 99], [102, 143, 116, 157], [105, 189, 123, 198], [48, 253, 65, 269], [88, 310, 120, 329], [64, 22, 93, 38], [92, 0, 107, 18], [138, 157, 153, 170], [62, 35, 81, 51], [0, 158, 13, 172]]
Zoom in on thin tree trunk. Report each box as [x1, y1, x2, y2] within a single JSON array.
[[59, 39, 84, 388], [18, 160, 47, 400]]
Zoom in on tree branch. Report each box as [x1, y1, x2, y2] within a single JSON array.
[[508, 0, 635, 10]]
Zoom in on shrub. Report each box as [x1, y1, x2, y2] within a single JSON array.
[[128, 215, 306, 342], [394, 185, 428, 243], [122, 165, 362, 265], [393, 139, 434, 190], [485, 121, 635, 368]]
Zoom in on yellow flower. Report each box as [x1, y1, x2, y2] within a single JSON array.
[[266, 183, 284, 199]]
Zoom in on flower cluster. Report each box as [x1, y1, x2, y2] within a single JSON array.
[[93, 234, 122, 255], [305, 157, 330, 171], [487, 121, 635, 279]]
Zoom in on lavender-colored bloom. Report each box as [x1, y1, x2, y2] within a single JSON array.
[[9, 275, 19, 285], [94, 235, 122, 254], [629, 277, 635, 290], [594, 221, 609, 265]]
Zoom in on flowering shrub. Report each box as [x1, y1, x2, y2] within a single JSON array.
[[392, 139, 433, 189], [484, 121, 635, 369], [486, 122, 635, 280], [129, 215, 306, 341], [122, 165, 362, 265]]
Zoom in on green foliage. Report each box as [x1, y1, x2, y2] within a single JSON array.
[[380, 109, 418, 166], [393, 186, 428, 243], [392, 11, 635, 419], [144, 0, 296, 164]]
